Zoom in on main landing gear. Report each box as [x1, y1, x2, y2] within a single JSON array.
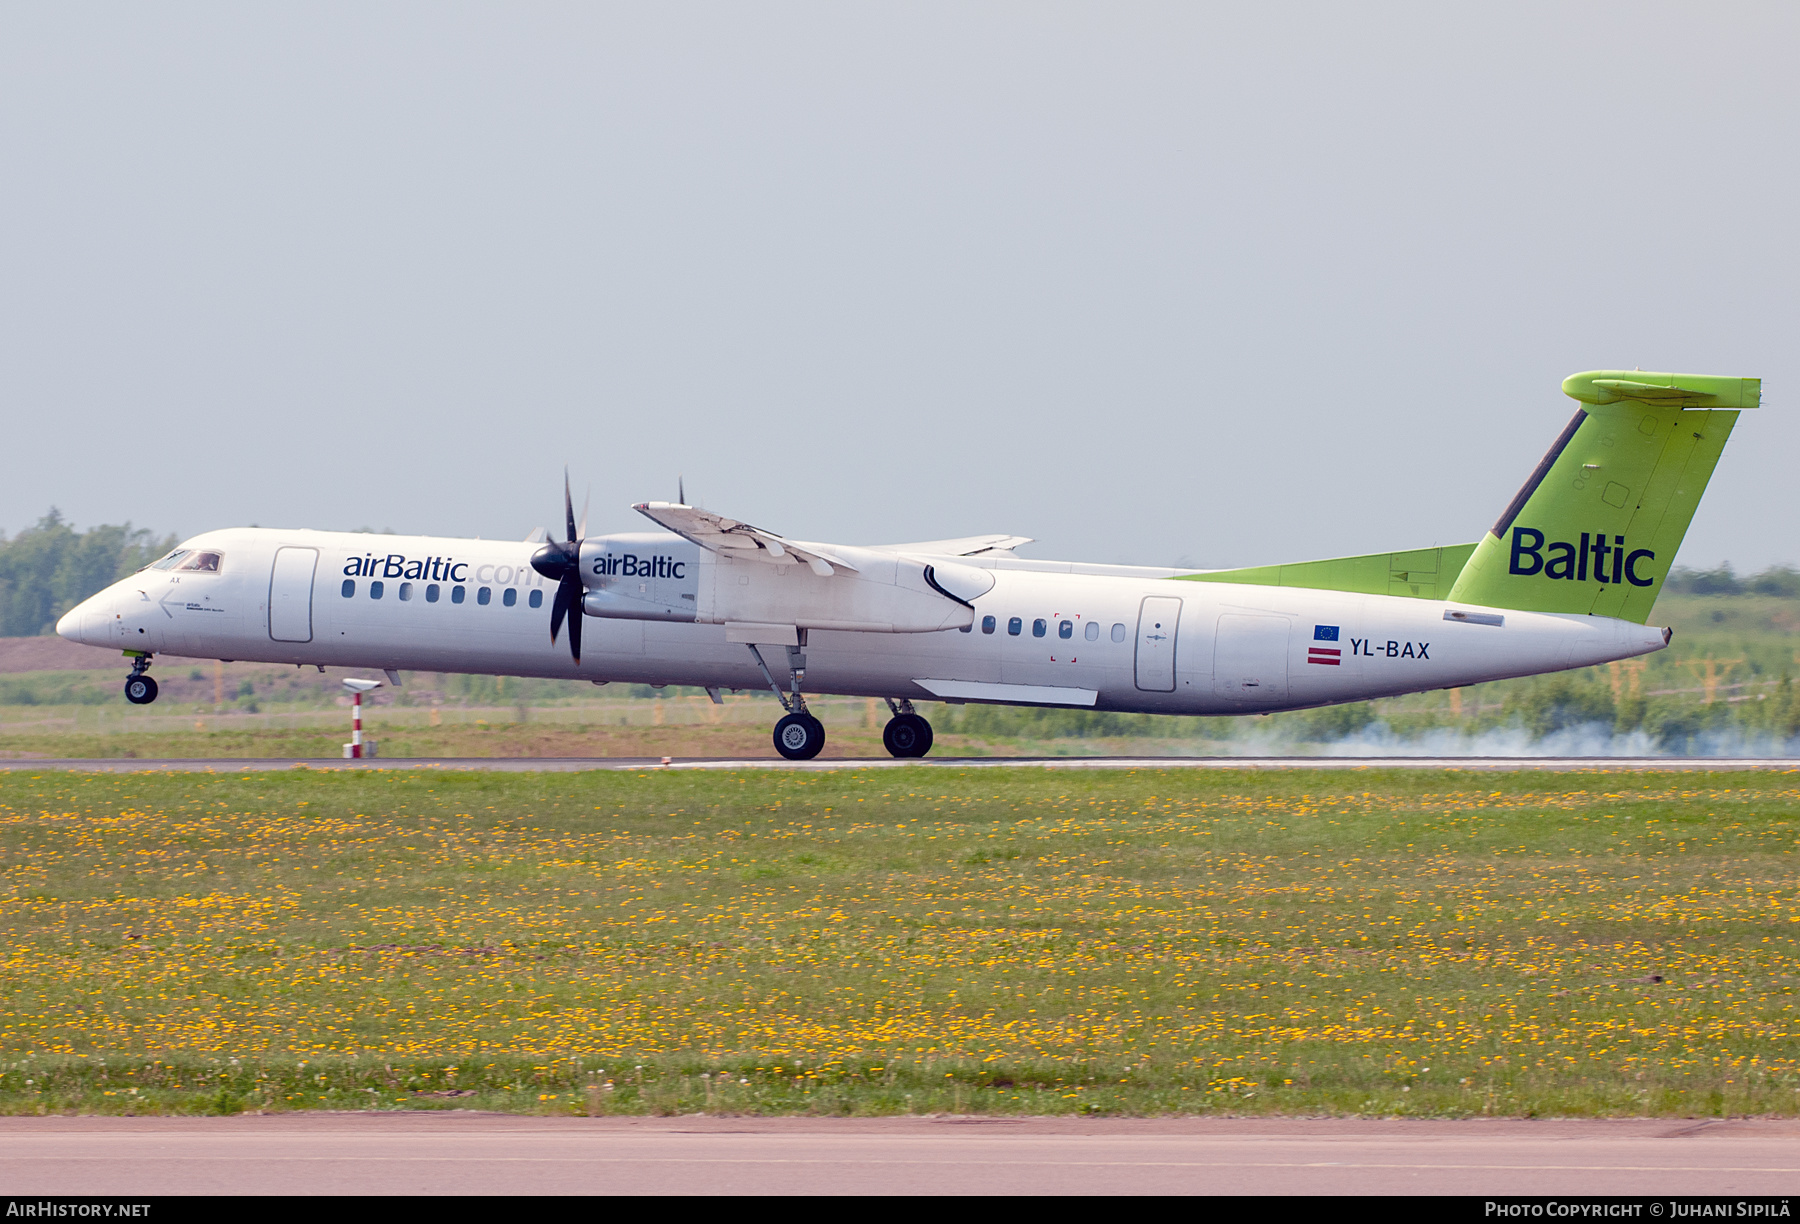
[[774, 711, 826, 760], [737, 635, 936, 762], [745, 635, 827, 761], [123, 654, 158, 705], [881, 698, 933, 759]]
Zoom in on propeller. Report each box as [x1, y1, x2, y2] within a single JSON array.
[[529, 471, 586, 664]]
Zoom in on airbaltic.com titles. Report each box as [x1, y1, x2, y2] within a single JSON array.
[[338, 550, 687, 583]]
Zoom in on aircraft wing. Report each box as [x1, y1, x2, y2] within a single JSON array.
[[868, 534, 1034, 557], [634, 503, 860, 575]]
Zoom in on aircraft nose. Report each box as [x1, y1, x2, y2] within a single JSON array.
[[56, 594, 107, 646]]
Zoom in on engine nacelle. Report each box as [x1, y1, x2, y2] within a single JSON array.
[[576, 533, 993, 632], [699, 547, 991, 632], [579, 533, 700, 622]]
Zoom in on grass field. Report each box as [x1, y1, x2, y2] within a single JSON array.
[[0, 706, 902, 762], [0, 766, 1794, 1117], [0, 701, 1230, 762]]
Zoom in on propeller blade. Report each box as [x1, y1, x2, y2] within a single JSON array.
[[578, 487, 589, 542], [566, 578, 583, 664], [678, 475, 685, 505], [550, 575, 572, 644], [547, 471, 586, 664]]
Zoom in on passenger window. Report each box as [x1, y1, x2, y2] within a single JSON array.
[[982, 615, 996, 634], [370, 581, 384, 600], [1007, 617, 1022, 636], [1032, 618, 1046, 638], [451, 585, 466, 604], [959, 623, 971, 633], [399, 582, 413, 601], [477, 587, 492, 606], [1058, 620, 1073, 639], [1111, 622, 1127, 643], [150, 550, 190, 571], [528, 589, 543, 609], [426, 584, 440, 603], [341, 579, 356, 598], [503, 588, 517, 607], [175, 551, 223, 572], [1085, 621, 1099, 641]]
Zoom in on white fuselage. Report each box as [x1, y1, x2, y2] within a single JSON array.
[[57, 527, 1670, 715]]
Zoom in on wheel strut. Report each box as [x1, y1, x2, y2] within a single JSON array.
[[745, 632, 810, 716]]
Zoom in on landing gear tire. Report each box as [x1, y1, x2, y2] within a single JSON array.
[[124, 675, 159, 705], [883, 713, 933, 758], [773, 712, 825, 761]]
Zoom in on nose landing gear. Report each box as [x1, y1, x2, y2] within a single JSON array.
[[882, 698, 933, 758], [123, 654, 158, 705]]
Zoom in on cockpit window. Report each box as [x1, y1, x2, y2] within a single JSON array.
[[174, 551, 223, 573], [148, 550, 190, 571]]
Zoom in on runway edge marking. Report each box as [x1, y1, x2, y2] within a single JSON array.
[[1, 757, 1798, 773]]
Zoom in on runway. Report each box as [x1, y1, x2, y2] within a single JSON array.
[[0, 1115, 1794, 1196], [0, 755, 1796, 772]]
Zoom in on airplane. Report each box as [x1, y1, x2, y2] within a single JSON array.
[[56, 368, 1758, 760]]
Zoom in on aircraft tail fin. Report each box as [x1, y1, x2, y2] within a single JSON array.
[[1444, 370, 1760, 622]]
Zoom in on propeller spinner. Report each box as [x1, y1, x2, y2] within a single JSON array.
[[529, 473, 588, 664]]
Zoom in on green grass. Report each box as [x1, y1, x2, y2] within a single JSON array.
[[0, 767, 1795, 1117], [0, 719, 898, 762]]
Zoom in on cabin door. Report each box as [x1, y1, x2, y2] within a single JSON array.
[[1212, 613, 1290, 702], [269, 547, 318, 643], [1134, 596, 1183, 691]]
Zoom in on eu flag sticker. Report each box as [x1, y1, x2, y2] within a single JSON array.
[[1314, 625, 1340, 641]]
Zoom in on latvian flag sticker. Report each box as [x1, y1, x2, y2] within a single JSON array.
[[1309, 625, 1342, 665]]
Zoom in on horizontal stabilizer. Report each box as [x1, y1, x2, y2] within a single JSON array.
[[1564, 370, 1761, 408], [1588, 380, 1709, 401]]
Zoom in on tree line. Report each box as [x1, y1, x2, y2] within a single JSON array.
[[0, 510, 176, 637], [1663, 563, 1800, 597]]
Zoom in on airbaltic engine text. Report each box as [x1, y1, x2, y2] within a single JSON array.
[[591, 552, 687, 579]]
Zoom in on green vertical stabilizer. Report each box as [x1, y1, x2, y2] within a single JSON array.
[[1445, 370, 1759, 622]]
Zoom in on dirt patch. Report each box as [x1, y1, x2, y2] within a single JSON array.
[[0, 637, 122, 674]]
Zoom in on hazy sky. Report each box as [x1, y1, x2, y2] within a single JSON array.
[[2, 4, 1795, 570]]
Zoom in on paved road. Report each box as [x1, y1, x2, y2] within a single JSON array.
[[2, 755, 1798, 772], [0, 1115, 1795, 1195]]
